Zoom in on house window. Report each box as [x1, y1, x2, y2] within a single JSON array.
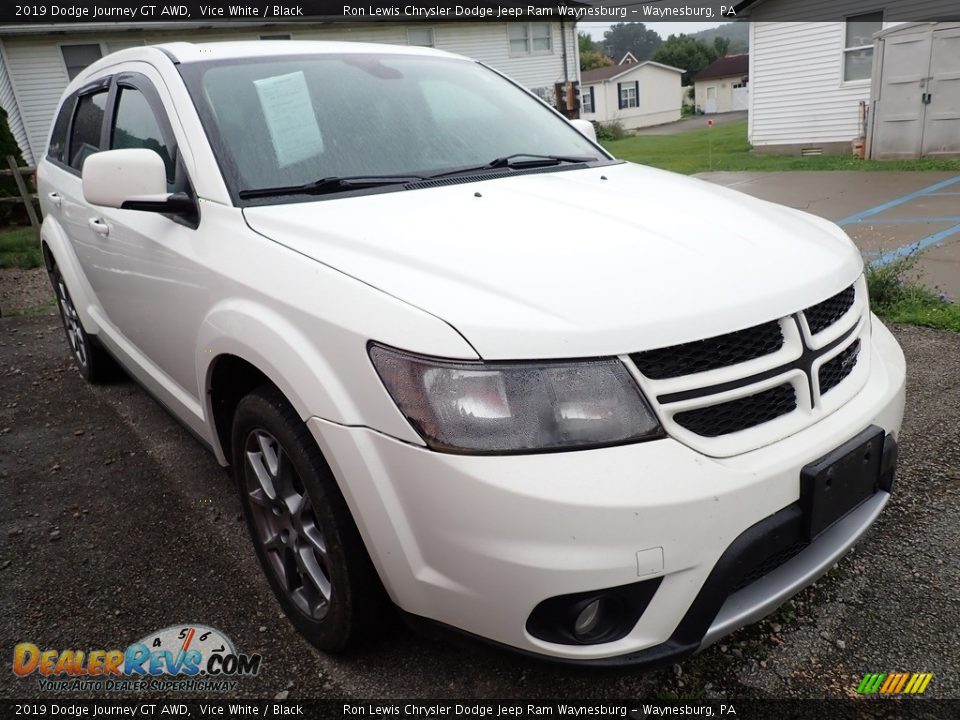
[[407, 27, 434, 47], [843, 11, 883, 82], [508, 23, 552, 56], [60, 44, 103, 81], [581, 86, 594, 114], [260, 34, 292, 40], [532, 86, 555, 105], [618, 81, 638, 109]]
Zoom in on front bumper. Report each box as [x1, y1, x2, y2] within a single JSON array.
[[307, 318, 906, 663]]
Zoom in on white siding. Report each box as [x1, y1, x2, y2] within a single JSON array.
[[3, 38, 72, 164], [750, 22, 871, 146], [748, 0, 952, 148], [1, 22, 578, 163], [581, 64, 682, 130], [0, 45, 30, 164]]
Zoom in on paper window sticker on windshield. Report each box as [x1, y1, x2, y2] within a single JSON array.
[[253, 71, 324, 168]]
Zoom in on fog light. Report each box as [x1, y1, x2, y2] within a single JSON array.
[[574, 599, 602, 638], [526, 577, 662, 645]]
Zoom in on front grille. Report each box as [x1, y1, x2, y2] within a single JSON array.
[[730, 539, 809, 594], [804, 285, 855, 335], [673, 384, 797, 437], [819, 340, 861, 395], [631, 321, 783, 380]]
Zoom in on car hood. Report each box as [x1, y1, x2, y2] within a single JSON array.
[[242, 162, 863, 359]]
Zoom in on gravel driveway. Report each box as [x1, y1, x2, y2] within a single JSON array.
[[1, 308, 958, 700]]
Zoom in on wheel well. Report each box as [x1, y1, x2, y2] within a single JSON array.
[[41, 241, 54, 272], [208, 355, 273, 465]]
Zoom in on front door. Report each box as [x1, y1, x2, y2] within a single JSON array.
[[705, 86, 718, 114], [89, 67, 209, 415]]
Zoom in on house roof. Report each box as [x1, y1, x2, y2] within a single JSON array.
[[581, 60, 684, 84], [732, 0, 764, 14], [693, 54, 749, 82]]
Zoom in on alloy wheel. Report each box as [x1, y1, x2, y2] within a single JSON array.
[[244, 428, 332, 620], [54, 276, 88, 368]]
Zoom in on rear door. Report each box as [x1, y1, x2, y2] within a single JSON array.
[[55, 81, 129, 322]]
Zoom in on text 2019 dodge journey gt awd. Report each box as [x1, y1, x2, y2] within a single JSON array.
[[37, 41, 905, 665]]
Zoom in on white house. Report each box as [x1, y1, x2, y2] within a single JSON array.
[[579, 54, 684, 130], [737, 0, 953, 154], [692, 54, 749, 114], [0, 21, 579, 165]]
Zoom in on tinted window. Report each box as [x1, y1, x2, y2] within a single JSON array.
[[68, 91, 107, 171], [111, 87, 175, 187], [184, 55, 601, 194], [47, 95, 76, 163]]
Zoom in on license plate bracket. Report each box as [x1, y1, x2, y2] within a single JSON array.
[[800, 426, 885, 541]]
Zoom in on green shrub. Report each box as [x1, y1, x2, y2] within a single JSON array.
[[592, 120, 628, 142], [0, 106, 30, 227], [866, 254, 960, 332]]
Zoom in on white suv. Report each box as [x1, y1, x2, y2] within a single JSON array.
[[37, 41, 905, 665]]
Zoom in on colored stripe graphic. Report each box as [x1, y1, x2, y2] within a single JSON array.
[[857, 673, 886, 694], [857, 672, 932, 695]]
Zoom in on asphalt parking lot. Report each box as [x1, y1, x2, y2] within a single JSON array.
[[1, 171, 959, 702]]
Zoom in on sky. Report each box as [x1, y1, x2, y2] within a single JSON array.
[[579, 21, 725, 40]]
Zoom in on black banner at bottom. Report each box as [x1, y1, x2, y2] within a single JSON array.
[[4, 699, 960, 720]]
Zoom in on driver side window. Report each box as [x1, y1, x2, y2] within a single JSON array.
[[110, 86, 176, 191]]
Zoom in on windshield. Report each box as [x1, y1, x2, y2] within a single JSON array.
[[180, 53, 608, 202]]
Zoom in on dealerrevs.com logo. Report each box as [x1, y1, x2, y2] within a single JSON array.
[[13, 625, 262, 692]]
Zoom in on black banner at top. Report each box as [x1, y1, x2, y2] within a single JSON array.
[[1, 0, 958, 25]]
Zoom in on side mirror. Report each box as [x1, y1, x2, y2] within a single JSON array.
[[570, 118, 598, 144], [82, 149, 194, 216]]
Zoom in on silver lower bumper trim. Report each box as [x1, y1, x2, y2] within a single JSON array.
[[700, 490, 889, 649]]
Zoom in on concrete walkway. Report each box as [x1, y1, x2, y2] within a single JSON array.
[[633, 110, 747, 136], [697, 170, 960, 299]]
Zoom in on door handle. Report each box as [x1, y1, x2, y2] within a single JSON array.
[[88, 218, 110, 236], [47, 192, 62, 208]]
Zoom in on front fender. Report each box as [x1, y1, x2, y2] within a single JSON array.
[[197, 299, 438, 464]]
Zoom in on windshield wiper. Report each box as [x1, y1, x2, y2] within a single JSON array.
[[238, 174, 431, 200], [428, 153, 598, 179]]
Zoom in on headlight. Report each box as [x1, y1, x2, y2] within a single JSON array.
[[369, 344, 663, 454]]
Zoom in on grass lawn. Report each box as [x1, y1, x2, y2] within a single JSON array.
[[866, 260, 960, 333], [0, 226, 42, 269], [602, 120, 960, 175]]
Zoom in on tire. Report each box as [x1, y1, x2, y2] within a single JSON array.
[[232, 385, 386, 652], [48, 261, 118, 383]]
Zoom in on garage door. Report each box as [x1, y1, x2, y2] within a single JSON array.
[[871, 23, 960, 159]]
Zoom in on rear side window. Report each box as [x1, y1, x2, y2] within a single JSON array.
[[68, 91, 108, 171], [111, 87, 175, 187], [47, 95, 76, 163]]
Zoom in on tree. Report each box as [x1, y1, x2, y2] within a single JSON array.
[[713, 36, 731, 58], [652, 34, 719, 85], [578, 32, 613, 71], [601, 23, 662, 64]]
